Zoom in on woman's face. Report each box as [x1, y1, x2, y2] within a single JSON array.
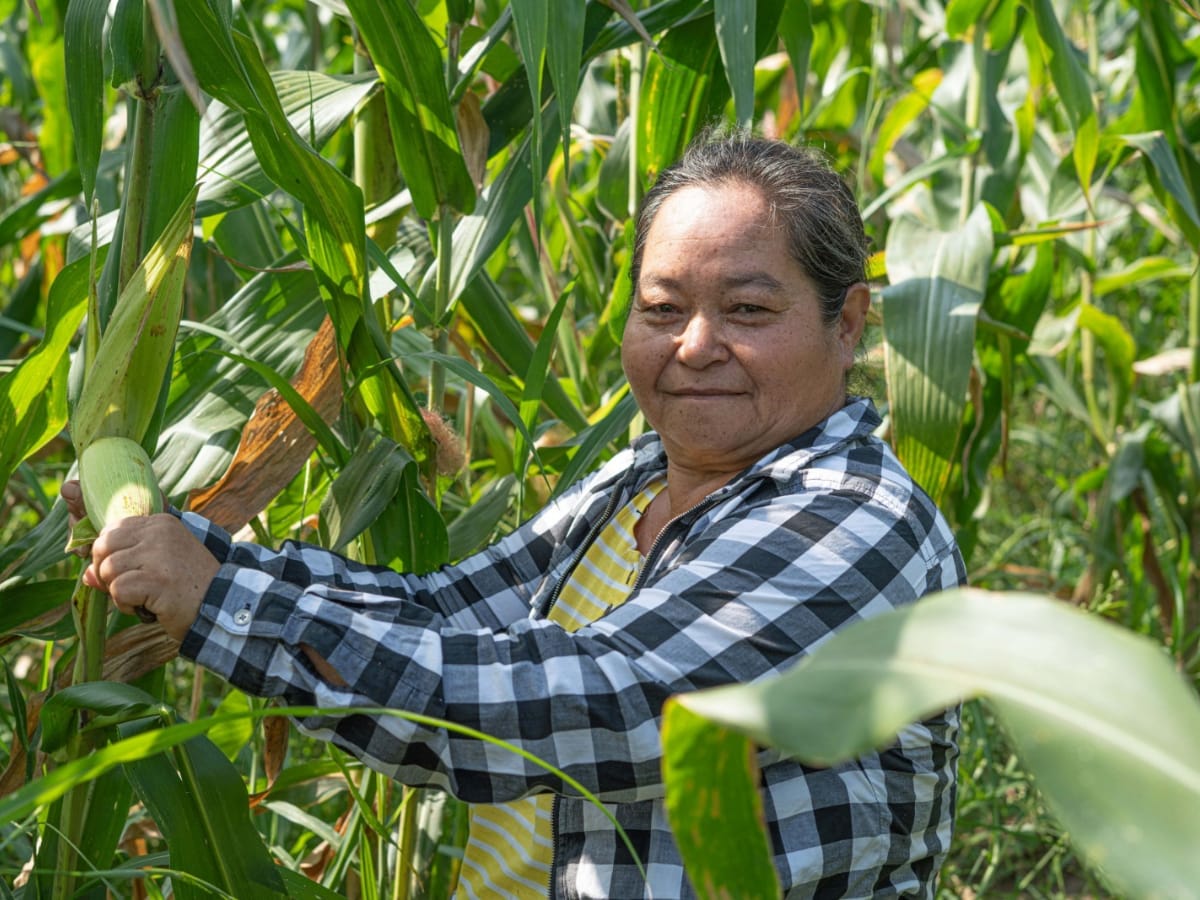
[[622, 180, 868, 477]]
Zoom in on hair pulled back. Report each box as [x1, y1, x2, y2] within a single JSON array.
[[631, 128, 869, 326]]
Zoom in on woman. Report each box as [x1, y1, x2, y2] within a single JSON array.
[[68, 132, 965, 898]]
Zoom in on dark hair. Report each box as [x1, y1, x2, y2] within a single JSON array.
[[631, 129, 869, 326]]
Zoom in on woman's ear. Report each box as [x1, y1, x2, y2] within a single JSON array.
[[837, 283, 871, 367]]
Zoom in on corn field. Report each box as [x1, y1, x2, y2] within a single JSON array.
[[1, 0, 1199, 896]]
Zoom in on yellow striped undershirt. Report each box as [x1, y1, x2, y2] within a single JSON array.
[[454, 476, 666, 899]]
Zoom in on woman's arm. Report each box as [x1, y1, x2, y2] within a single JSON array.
[[182, 477, 962, 805]]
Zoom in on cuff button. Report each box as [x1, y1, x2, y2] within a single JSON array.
[[233, 608, 252, 626]]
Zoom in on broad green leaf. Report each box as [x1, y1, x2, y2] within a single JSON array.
[[122, 723, 289, 899], [457, 273, 588, 431], [0, 580, 72, 640], [869, 69, 940, 185], [322, 430, 412, 551], [1150, 383, 1200, 483], [676, 588, 1200, 900], [0, 169, 83, 250], [550, 389, 638, 499], [197, 71, 378, 217], [28, 34, 72, 176], [41, 682, 169, 756], [661, 704, 779, 898], [882, 204, 992, 504], [156, 262, 326, 495], [513, 284, 573, 479], [109, 0, 146, 89], [639, 13, 725, 184], [0, 253, 98, 487], [175, 1, 431, 460], [714, 0, 756, 127], [946, 0, 992, 38], [62, 0, 107, 204], [343, 0, 475, 218]]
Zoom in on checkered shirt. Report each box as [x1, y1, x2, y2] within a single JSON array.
[[179, 397, 965, 898]]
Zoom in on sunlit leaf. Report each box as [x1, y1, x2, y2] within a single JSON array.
[[675, 588, 1200, 899], [661, 703, 779, 898], [882, 204, 992, 504], [344, 0, 476, 218], [62, 0, 106, 204], [714, 0, 756, 127]]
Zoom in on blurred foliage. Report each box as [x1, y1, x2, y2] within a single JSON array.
[[1, 0, 1198, 896]]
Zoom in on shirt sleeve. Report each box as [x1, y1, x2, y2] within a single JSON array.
[[179, 477, 960, 807], [174, 485, 574, 632]]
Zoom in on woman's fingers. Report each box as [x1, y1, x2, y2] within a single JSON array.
[[86, 514, 219, 641]]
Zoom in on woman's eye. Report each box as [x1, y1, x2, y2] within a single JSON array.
[[732, 303, 766, 315]]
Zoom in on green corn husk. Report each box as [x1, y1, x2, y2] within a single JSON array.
[[71, 185, 198, 452], [78, 435, 164, 529]]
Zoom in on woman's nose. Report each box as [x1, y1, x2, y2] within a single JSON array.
[[675, 312, 729, 366]]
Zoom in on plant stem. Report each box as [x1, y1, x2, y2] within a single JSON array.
[[959, 17, 987, 224], [1189, 263, 1199, 384], [429, 208, 453, 411]]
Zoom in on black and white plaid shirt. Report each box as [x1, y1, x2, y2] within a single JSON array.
[[179, 397, 965, 898]]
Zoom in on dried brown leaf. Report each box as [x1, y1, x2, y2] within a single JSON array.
[[187, 316, 343, 532]]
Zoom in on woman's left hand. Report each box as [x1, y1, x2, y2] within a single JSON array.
[[85, 514, 220, 642]]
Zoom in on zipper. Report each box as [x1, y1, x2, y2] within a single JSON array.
[[628, 487, 733, 593], [547, 793, 560, 899]]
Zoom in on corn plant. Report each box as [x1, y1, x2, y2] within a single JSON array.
[[1, 0, 1199, 897]]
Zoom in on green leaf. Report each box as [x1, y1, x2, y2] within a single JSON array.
[[661, 703, 780, 898], [714, 0, 756, 127], [209, 689, 255, 761], [447, 476, 516, 561], [41, 682, 169, 756], [1026, 0, 1097, 190], [63, 0, 108, 204], [882, 204, 992, 504], [343, 0, 476, 218], [639, 13, 725, 183], [0, 580, 73, 640], [1120, 131, 1200, 246], [676, 588, 1200, 899], [1077, 303, 1136, 422], [123, 726, 289, 899], [0, 252, 98, 487], [1093, 254, 1192, 296], [197, 71, 378, 217], [546, 0, 588, 170], [322, 430, 412, 552], [777, 0, 812, 120], [946, 0, 992, 39], [457, 273, 588, 431], [513, 283, 573, 479]]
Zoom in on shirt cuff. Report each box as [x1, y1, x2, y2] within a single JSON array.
[[180, 563, 307, 697]]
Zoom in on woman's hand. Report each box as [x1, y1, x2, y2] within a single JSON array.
[[82, 509, 219, 642]]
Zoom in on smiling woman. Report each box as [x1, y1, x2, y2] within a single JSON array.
[[68, 130, 965, 898]]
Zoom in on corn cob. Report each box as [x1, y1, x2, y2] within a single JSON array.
[[77, 436, 163, 529]]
